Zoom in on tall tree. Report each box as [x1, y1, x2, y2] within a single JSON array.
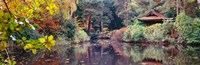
[[77, 0, 113, 33], [131, 0, 176, 17], [113, 0, 137, 26]]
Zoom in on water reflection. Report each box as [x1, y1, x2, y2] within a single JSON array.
[[28, 40, 200, 65]]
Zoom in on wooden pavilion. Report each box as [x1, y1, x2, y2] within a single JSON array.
[[138, 10, 166, 25]]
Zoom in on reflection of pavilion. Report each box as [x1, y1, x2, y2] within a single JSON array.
[[138, 10, 173, 26]]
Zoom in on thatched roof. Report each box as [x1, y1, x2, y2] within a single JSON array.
[[138, 10, 165, 21]]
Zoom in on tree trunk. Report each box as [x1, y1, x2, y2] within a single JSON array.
[[183, 0, 186, 13], [88, 46, 92, 65], [176, 0, 179, 16], [87, 15, 92, 34], [71, 12, 76, 19], [100, 21, 103, 32], [125, 0, 129, 26]]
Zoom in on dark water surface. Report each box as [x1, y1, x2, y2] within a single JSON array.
[[24, 39, 164, 65], [15, 36, 200, 65]]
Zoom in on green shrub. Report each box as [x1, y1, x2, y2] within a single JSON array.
[[59, 19, 90, 43], [123, 25, 145, 42], [60, 19, 77, 38], [162, 23, 177, 43], [133, 19, 145, 26], [123, 19, 145, 42], [144, 22, 175, 42], [174, 13, 200, 43], [144, 24, 164, 42], [186, 18, 200, 43], [174, 13, 193, 43]]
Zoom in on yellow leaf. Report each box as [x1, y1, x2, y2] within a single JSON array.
[[39, 38, 46, 43], [50, 0, 55, 2], [31, 49, 37, 54], [41, 0, 45, 4], [50, 40, 55, 46], [45, 44, 51, 50], [27, 0, 32, 2], [2, 31, 7, 36], [0, 27, 2, 31], [24, 44, 33, 50], [0, 41, 7, 51], [46, 6, 50, 10], [46, 4, 58, 15], [48, 35, 54, 41]]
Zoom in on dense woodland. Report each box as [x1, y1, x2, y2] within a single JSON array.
[[0, 0, 200, 65]]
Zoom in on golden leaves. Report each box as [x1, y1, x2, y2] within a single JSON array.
[[31, 49, 37, 54], [40, 0, 45, 4], [46, 4, 59, 15], [23, 35, 56, 54], [50, 0, 55, 2], [27, 0, 32, 2], [7, 0, 59, 18], [24, 44, 33, 50], [25, 9, 34, 18], [38, 35, 56, 50], [24, 43, 37, 54], [0, 41, 7, 51], [48, 35, 54, 41], [0, 0, 57, 55], [44, 35, 55, 50], [39, 38, 46, 43]]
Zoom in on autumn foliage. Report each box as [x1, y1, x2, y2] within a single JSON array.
[[32, 18, 60, 31]]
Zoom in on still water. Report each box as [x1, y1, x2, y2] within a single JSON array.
[[16, 39, 200, 65]]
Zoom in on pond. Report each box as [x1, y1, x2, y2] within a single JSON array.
[[15, 39, 200, 65]]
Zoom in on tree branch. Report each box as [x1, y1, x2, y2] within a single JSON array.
[[3, 0, 12, 16]]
